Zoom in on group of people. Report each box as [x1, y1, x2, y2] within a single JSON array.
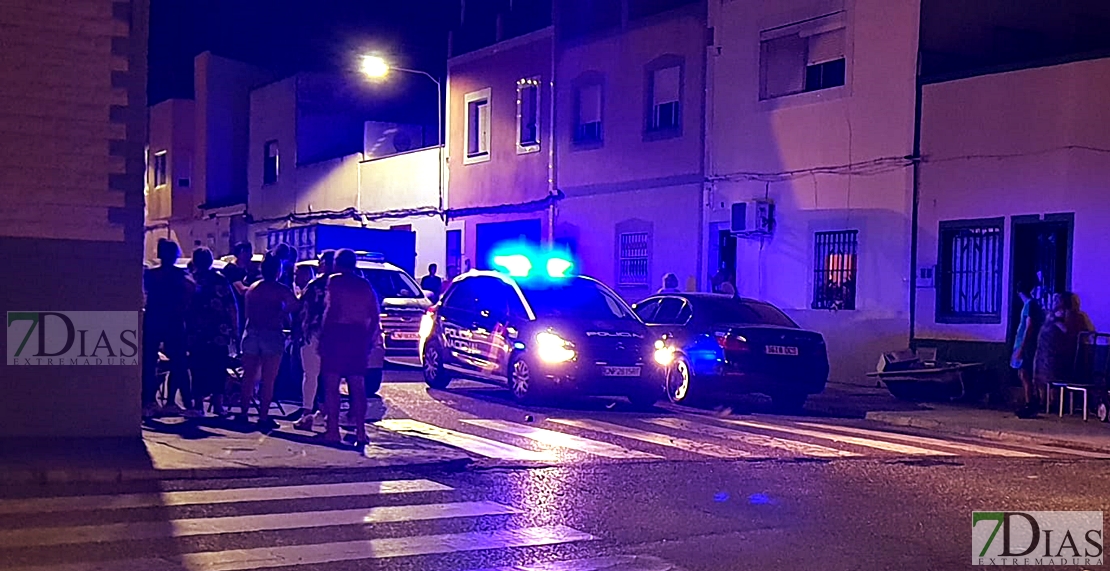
[[142, 239, 383, 445], [1011, 281, 1096, 418]]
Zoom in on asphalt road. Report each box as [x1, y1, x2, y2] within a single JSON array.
[[4, 371, 1108, 571]]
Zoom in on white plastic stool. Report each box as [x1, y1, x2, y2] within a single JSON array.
[[1060, 385, 1090, 421]]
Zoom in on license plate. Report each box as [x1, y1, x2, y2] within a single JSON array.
[[603, 366, 641, 377], [391, 331, 421, 341], [765, 345, 799, 356]]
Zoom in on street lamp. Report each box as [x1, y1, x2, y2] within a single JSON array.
[[360, 55, 445, 217]]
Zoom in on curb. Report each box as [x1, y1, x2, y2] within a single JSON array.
[[865, 411, 1110, 454], [1, 457, 473, 485]]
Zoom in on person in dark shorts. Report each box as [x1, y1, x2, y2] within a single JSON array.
[[1012, 280, 1044, 418]]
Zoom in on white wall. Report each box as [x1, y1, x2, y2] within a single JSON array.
[[358, 147, 441, 213], [708, 0, 921, 383], [917, 57, 1110, 342]]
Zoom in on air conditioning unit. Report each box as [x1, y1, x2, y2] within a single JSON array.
[[730, 199, 775, 236]]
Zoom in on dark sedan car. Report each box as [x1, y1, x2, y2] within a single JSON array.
[[633, 293, 829, 411]]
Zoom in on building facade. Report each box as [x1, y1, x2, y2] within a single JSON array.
[[145, 99, 195, 259], [0, 0, 149, 438], [706, 0, 921, 384], [914, 56, 1110, 371]]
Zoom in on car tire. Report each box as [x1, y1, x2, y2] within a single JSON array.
[[666, 356, 695, 405], [509, 355, 541, 404], [770, 392, 807, 414], [422, 342, 451, 390]]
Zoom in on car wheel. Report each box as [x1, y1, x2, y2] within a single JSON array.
[[667, 356, 694, 404], [422, 342, 451, 390], [509, 356, 540, 404], [770, 392, 807, 414]]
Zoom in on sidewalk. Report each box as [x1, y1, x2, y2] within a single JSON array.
[[1, 417, 471, 485], [866, 405, 1110, 453]]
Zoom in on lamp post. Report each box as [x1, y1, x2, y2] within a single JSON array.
[[361, 55, 445, 217]]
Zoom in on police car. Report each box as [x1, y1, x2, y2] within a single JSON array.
[[418, 251, 665, 407]]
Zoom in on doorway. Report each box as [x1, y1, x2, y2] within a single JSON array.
[[708, 222, 737, 291], [1008, 214, 1073, 346]]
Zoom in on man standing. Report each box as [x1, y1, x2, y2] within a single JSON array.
[[420, 263, 443, 302], [1013, 280, 1044, 418], [319, 249, 379, 446], [222, 242, 257, 330], [238, 254, 298, 432], [186, 248, 238, 417], [293, 250, 334, 431], [142, 239, 195, 419]]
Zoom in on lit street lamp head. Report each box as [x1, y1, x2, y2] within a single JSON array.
[[360, 55, 390, 78]]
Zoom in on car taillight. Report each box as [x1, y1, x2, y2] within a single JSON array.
[[716, 334, 750, 352]]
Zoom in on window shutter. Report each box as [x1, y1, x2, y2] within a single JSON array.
[[579, 84, 601, 124], [478, 101, 491, 153], [807, 28, 845, 66], [652, 66, 680, 106], [762, 35, 806, 97]]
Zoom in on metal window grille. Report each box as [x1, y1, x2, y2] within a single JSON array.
[[618, 232, 649, 287], [812, 230, 858, 310], [939, 223, 1003, 319]]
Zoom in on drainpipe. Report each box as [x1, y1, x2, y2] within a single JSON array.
[[700, 2, 715, 292], [908, 52, 923, 344], [547, 32, 557, 244]]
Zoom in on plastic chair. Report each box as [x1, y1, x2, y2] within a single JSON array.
[[1056, 332, 1110, 421]]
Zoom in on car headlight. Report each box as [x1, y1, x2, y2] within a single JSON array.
[[654, 339, 676, 366], [536, 331, 575, 363], [418, 312, 434, 341]]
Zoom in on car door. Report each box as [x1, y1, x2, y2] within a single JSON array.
[[465, 276, 514, 376], [437, 277, 484, 374]]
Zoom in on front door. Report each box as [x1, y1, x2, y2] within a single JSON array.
[[709, 222, 737, 290], [1008, 214, 1073, 346]]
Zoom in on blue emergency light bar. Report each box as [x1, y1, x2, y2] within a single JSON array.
[[490, 246, 576, 280]]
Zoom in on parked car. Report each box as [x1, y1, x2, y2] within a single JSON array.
[[633, 293, 828, 411], [294, 253, 432, 358], [418, 256, 664, 407]]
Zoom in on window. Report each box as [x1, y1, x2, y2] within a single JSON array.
[[760, 13, 846, 100], [649, 65, 681, 132], [633, 298, 662, 322], [618, 232, 650, 287], [263, 140, 278, 185], [938, 219, 1004, 323], [574, 82, 603, 145], [652, 297, 690, 325], [464, 88, 491, 163], [152, 151, 167, 187], [812, 230, 858, 310], [519, 278, 636, 321], [517, 78, 540, 153], [695, 299, 799, 328]]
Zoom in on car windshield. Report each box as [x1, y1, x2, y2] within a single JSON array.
[[363, 268, 422, 299], [697, 299, 797, 327], [519, 278, 636, 321]]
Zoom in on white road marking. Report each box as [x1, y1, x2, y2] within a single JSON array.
[[0, 479, 450, 515], [475, 554, 679, 570], [721, 418, 956, 456], [645, 417, 859, 458], [184, 525, 593, 570], [461, 419, 662, 460], [547, 418, 751, 459], [0, 501, 517, 548], [4, 526, 595, 571], [375, 418, 556, 461], [794, 421, 1042, 458]]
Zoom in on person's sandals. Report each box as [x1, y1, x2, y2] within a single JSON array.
[[292, 414, 314, 431]]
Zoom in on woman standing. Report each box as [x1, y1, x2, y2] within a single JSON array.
[[186, 248, 238, 417], [1025, 291, 1089, 418]]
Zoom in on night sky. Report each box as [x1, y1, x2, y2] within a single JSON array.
[[148, 0, 460, 104]]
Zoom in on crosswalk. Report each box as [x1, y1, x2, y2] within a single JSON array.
[[2, 477, 682, 571], [372, 408, 1107, 464]]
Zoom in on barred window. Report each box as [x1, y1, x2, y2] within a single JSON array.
[[812, 230, 857, 310], [938, 219, 1003, 323], [618, 232, 649, 287]]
